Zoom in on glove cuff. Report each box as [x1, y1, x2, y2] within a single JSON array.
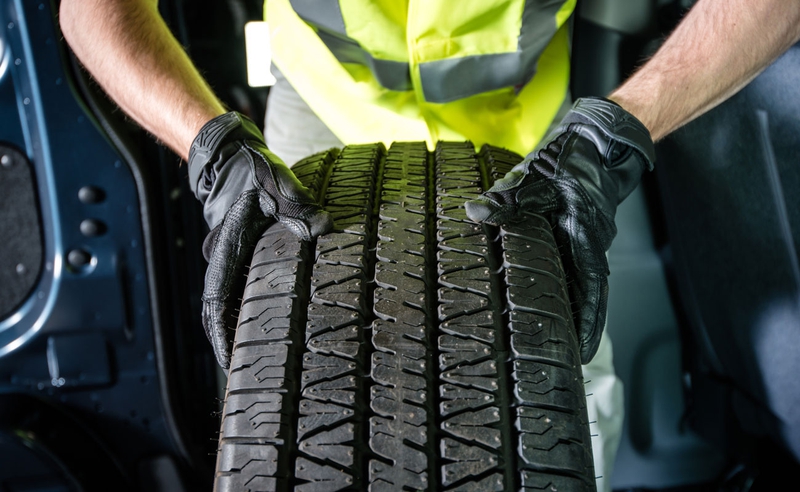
[[559, 97, 656, 169], [187, 111, 264, 198]]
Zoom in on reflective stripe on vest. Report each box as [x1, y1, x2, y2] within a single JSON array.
[[288, 0, 572, 102], [289, 0, 412, 91], [316, 31, 412, 91]]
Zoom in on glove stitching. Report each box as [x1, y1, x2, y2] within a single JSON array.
[[244, 141, 315, 207]]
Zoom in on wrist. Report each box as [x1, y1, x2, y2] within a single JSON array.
[[607, 69, 674, 142], [180, 108, 228, 159], [564, 98, 656, 167], [187, 112, 263, 196], [605, 93, 651, 132]]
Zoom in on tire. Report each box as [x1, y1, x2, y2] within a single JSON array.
[[214, 142, 596, 492]]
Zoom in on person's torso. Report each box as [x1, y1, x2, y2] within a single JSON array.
[[267, 0, 575, 154]]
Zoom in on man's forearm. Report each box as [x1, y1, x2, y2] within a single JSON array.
[[608, 0, 800, 142], [59, 0, 226, 160]]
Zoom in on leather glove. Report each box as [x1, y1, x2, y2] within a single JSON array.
[[188, 111, 333, 369], [465, 97, 655, 364]]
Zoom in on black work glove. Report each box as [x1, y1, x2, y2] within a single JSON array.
[[188, 111, 333, 369], [465, 97, 655, 364]]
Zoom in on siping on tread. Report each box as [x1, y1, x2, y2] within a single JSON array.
[[215, 143, 595, 492]]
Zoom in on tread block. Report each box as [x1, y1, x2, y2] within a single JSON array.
[[372, 352, 427, 386], [507, 274, 568, 312], [438, 182, 480, 198], [437, 234, 489, 257], [327, 170, 372, 183], [439, 311, 496, 343], [301, 353, 357, 388], [237, 297, 294, 342], [295, 458, 353, 492], [310, 277, 365, 311], [297, 400, 354, 440], [503, 248, 562, 278], [326, 183, 372, 198], [517, 406, 586, 438], [508, 310, 570, 336], [374, 264, 425, 289], [438, 335, 492, 370], [450, 473, 504, 492], [520, 473, 592, 492], [436, 219, 483, 237], [437, 197, 478, 209], [372, 329, 426, 358], [439, 267, 493, 295], [374, 265, 425, 295], [372, 318, 427, 342], [514, 360, 582, 393], [518, 434, 592, 476], [214, 475, 277, 492], [303, 376, 357, 405], [370, 381, 426, 407], [370, 416, 427, 446], [311, 273, 364, 295], [307, 325, 361, 358], [369, 435, 427, 473], [440, 438, 498, 486], [228, 344, 289, 391], [299, 423, 355, 467], [326, 178, 371, 192], [217, 443, 278, 475], [440, 384, 495, 416], [245, 262, 300, 293], [373, 297, 426, 325], [375, 286, 427, 312], [316, 242, 366, 264], [369, 460, 428, 491], [438, 288, 491, 318], [437, 249, 488, 273], [442, 407, 502, 448], [315, 235, 366, 266], [375, 220, 425, 254], [514, 382, 581, 411], [306, 304, 361, 338], [441, 360, 498, 392], [510, 332, 579, 368], [221, 393, 283, 441], [250, 230, 302, 260], [370, 386, 427, 424]]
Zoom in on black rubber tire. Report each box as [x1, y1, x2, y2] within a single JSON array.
[[214, 142, 596, 492]]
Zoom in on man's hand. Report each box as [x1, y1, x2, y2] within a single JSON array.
[[188, 112, 333, 368], [465, 98, 655, 364]]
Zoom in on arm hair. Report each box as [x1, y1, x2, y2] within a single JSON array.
[[609, 0, 800, 141], [59, 0, 227, 159]]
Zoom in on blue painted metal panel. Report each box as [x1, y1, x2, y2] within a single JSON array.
[[0, 0, 187, 475]]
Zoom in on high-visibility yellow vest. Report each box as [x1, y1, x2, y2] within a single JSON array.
[[266, 0, 575, 155]]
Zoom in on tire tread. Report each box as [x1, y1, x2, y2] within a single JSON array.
[[215, 143, 595, 492]]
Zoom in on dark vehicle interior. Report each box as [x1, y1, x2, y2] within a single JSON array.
[[1, 0, 799, 490]]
